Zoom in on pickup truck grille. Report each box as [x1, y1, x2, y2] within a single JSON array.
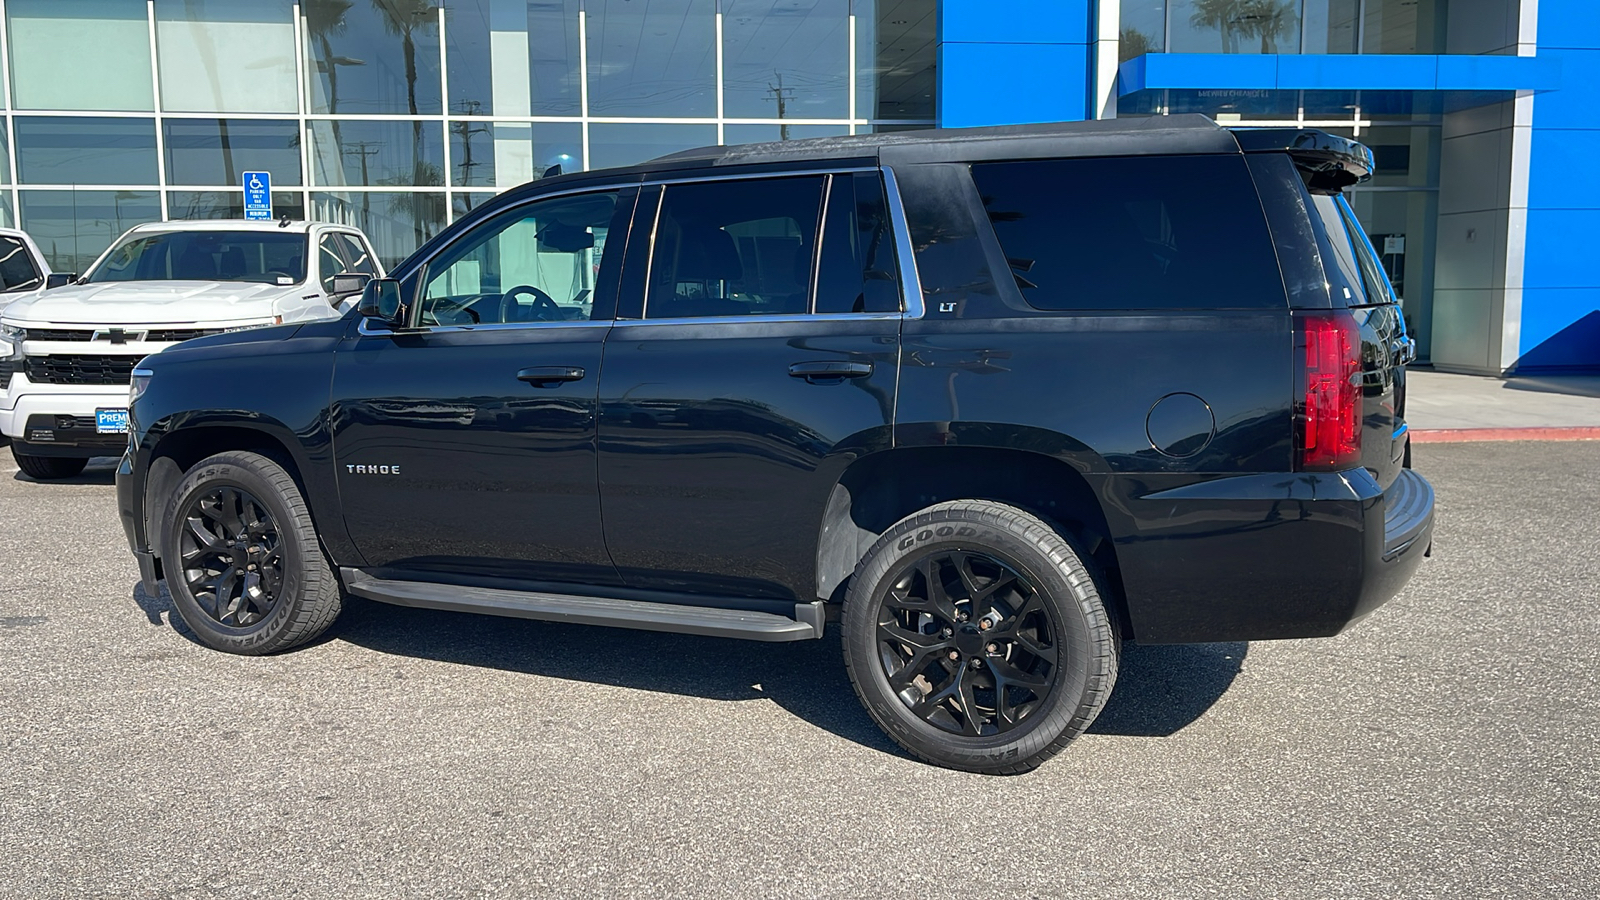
[[145, 328, 225, 342], [23, 354, 140, 386], [0, 359, 12, 389], [22, 328, 94, 342]]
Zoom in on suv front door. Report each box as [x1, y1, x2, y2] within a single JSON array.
[[330, 187, 635, 585], [596, 172, 902, 601]]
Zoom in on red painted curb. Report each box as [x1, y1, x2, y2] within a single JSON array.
[[1411, 426, 1600, 443]]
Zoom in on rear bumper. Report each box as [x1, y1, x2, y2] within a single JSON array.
[[1110, 466, 1435, 644]]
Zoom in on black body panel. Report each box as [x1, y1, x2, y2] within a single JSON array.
[[115, 116, 1432, 646]]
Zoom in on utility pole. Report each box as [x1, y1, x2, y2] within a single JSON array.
[[768, 73, 794, 141], [451, 101, 489, 187], [341, 140, 382, 222]]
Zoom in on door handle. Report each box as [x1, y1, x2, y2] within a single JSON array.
[[789, 360, 874, 384], [517, 365, 585, 386]]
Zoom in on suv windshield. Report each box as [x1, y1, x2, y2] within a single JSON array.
[[87, 231, 308, 285]]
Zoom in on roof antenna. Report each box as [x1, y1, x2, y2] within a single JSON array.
[[278, 214, 292, 228], [542, 164, 562, 178]]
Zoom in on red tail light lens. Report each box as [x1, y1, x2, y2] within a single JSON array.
[[1296, 311, 1361, 471]]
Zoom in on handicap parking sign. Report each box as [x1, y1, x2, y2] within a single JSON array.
[[243, 171, 272, 221]]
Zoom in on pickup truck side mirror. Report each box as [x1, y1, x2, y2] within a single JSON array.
[[44, 273, 77, 290], [330, 273, 372, 299], [356, 278, 406, 329]]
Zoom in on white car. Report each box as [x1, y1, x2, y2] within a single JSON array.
[[1, 219, 382, 480], [0, 227, 52, 312]]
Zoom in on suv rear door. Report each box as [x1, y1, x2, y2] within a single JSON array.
[[595, 171, 902, 601]]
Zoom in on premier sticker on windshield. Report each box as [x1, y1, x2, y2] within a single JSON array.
[[277, 276, 294, 285]]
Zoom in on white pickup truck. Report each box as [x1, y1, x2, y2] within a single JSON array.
[[1, 220, 382, 479], [0, 226, 51, 311]]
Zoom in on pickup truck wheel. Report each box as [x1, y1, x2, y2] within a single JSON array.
[[12, 451, 88, 480], [841, 500, 1118, 774], [159, 451, 342, 655]]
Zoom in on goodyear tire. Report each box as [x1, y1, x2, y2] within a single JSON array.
[[159, 451, 342, 655], [13, 450, 88, 481], [841, 500, 1118, 774]]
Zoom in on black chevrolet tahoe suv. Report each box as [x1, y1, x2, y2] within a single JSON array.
[[117, 116, 1434, 774]]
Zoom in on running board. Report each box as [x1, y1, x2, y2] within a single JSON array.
[[341, 571, 825, 642]]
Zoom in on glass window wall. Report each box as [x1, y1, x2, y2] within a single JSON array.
[[449, 121, 581, 188], [446, 0, 582, 117], [723, 1, 849, 120], [585, 0, 716, 118], [155, 0, 298, 113], [310, 120, 445, 187], [15, 118, 160, 186], [855, 0, 936, 119], [7, 0, 153, 111], [168, 191, 307, 221], [165, 119, 303, 186], [587, 123, 718, 171], [19, 190, 163, 273], [312, 191, 445, 268], [304, 0, 444, 115], [1121, 0, 1448, 56]]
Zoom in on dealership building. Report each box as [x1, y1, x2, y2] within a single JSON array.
[[0, 0, 1593, 372]]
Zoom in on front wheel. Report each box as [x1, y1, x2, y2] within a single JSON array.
[[841, 500, 1119, 774], [159, 451, 343, 655]]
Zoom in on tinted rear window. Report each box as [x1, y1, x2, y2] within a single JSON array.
[[970, 155, 1286, 311]]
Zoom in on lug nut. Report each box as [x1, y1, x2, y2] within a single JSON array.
[[941, 627, 953, 638], [986, 643, 998, 654], [948, 650, 960, 661], [978, 619, 990, 631], [970, 658, 983, 669]]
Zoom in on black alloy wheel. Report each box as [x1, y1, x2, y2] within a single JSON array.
[[841, 500, 1118, 774], [159, 451, 343, 655], [178, 486, 285, 628], [877, 550, 1056, 736]]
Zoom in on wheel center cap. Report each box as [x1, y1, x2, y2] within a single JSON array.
[[954, 624, 986, 656]]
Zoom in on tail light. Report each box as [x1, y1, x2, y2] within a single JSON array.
[[1295, 311, 1361, 471]]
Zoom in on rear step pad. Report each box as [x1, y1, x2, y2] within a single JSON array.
[[342, 572, 825, 642]]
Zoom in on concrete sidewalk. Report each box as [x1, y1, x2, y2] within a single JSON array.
[[1405, 369, 1600, 438]]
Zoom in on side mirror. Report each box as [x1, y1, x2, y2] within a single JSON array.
[[330, 272, 372, 299], [356, 278, 405, 328], [44, 273, 77, 290]]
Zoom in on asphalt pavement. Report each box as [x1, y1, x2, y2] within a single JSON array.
[[1, 442, 1596, 899]]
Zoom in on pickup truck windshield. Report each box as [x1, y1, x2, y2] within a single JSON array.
[[87, 232, 308, 285]]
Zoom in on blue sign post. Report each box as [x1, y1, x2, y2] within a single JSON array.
[[243, 171, 272, 221]]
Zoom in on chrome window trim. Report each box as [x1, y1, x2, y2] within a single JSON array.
[[612, 312, 901, 328], [640, 167, 875, 188], [357, 317, 608, 337], [880, 166, 925, 320]]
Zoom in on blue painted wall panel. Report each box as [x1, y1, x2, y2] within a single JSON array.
[[1517, 290, 1600, 370], [1276, 54, 1438, 90], [940, 42, 1089, 126], [940, 0, 1089, 45], [1537, 3, 1600, 49], [1522, 209, 1600, 289], [1526, 128, 1600, 211]]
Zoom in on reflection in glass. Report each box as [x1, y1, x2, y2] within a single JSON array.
[[168, 191, 307, 221], [1169, 0, 1301, 54], [452, 192, 500, 221], [7, 0, 153, 111], [165, 120, 303, 186], [855, 0, 936, 120], [0, 197, 13, 229], [0, 122, 9, 184], [1302, 0, 1359, 53], [309, 119, 444, 187], [19, 190, 162, 273], [586, 0, 715, 117], [722, 124, 850, 145], [449, 121, 581, 188], [587, 123, 717, 171], [304, 0, 443, 115], [1362, 0, 1444, 54], [15, 118, 159, 186], [446, 0, 581, 117], [312, 191, 444, 268], [155, 0, 298, 113], [1120, 0, 1167, 61], [723, 0, 848, 120]]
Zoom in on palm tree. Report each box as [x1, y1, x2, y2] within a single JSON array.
[[369, 0, 441, 239], [1190, 0, 1245, 53], [1190, 0, 1297, 54], [1120, 27, 1155, 63], [304, 0, 356, 154]]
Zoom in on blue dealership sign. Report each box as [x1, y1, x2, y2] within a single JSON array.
[[243, 171, 272, 220]]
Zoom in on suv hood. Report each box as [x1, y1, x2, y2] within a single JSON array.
[[0, 280, 299, 325]]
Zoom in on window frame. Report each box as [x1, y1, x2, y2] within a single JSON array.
[[407, 185, 636, 332], [623, 167, 906, 325]]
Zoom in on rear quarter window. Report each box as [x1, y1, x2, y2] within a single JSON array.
[[970, 155, 1287, 311]]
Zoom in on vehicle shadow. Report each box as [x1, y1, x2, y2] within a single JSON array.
[[1089, 642, 1247, 737], [8, 456, 119, 486], [1499, 375, 1600, 399], [130, 588, 1248, 756]]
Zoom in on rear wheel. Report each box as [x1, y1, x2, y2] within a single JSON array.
[[159, 451, 342, 654], [12, 450, 88, 480], [841, 500, 1118, 774]]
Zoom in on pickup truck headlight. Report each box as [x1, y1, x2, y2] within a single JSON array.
[[0, 323, 22, 342], [129, 367, 153, 404]]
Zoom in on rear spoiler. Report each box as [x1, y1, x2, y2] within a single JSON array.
[[1229, 127, 1374, 192]]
